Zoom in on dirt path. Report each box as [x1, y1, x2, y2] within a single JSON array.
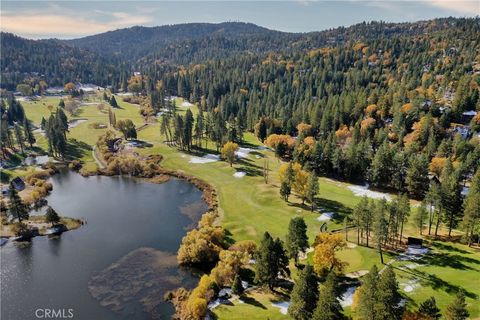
[[92, 145, 106, 169]]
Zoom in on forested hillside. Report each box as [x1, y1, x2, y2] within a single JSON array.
[[4, 19, 478, 88], [0, 33, 118, 89]]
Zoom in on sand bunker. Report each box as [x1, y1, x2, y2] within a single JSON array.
[[68, 119, 87, 129], [339, 286, 358, 307], [235, 147, 256, 158], [317, 211, 335, 221], [189, 154, 220, 164], [401, 279, 420, 293], [271, 301, 290, 315], [399, 246, 430, 261], [347, 184, 392, 201], [345, 270, 369, 278], [233, 171, 246, 178]]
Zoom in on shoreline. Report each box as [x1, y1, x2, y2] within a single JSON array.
[[0, 215, 83, 239]]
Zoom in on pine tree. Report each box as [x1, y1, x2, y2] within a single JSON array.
[[397, 193, 411, 245], [8, 182, 29, 222], [14, 123, 25, 154], [353, 196, 369, 245], [440, 159, 462, 238], [418, 297, 441, 320], [372, 200, 388, 264], [257, 117, 267, 142], [23, 117, 36, 148], [45, 206, 61, 226], [357, 265, 380, 320], [288, 265, 319, 320], [306, 171, 319, 211], [376, 267, 403, 320], [462, 168, 480, 246], [255, 232, 289, 290], [312, 272, 344, 320], [426, 181, 441, 236], [110, 96, 118, 108], [406, 154, 430, 199], [231, 273, 244, 295], [414, 201, 428, 235], [445, 291, 469, 320], [183, 109, 194, 151], [285, 217, 309, 265], [280, 179, 291, 202]]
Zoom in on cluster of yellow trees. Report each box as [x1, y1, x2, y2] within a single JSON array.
[[278, 162, 309, 203]]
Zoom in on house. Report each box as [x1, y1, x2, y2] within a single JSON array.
[[461, 110, 477, 123], [107, 138, 122, 153], [421, 100, 433, 109], [11, 177, 25, 191], [452, 125, 470, 139]]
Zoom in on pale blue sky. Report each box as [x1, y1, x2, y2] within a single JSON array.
[[1, 1, 479, 39]]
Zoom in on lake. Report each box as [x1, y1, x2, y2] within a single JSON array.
[[0, 170, 208, 320]]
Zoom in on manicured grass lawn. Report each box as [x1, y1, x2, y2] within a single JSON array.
[[392, 241, 480, 317], [20, 94, 148, 170], [137, 130, 352, 243], [213, 289, 291, 320], [19, 95, 480, 319]]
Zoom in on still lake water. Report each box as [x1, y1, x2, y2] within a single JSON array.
[[0, 171, 207, 320]]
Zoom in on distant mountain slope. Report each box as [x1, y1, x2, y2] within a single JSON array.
[[61, 22, 283, 61], [0, 33, 117, 89], [2, 18, 477, 89]]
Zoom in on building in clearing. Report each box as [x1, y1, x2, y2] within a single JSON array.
[[11, 177, 25, 191]]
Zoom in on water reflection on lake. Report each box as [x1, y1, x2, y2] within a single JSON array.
[[1, 171, 207, 320]]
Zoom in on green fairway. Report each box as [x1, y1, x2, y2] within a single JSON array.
[[213, 290, 291, 320], [20, 95, 480, 319], [21, 94, 147, 170]]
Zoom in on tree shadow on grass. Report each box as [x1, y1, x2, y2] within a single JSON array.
[[241, 296, 267, 309], [66, 139, 92, 160], [287, 198, 352, 224], [430, 242, 473, 255], [416, 252, 479, 271], [236, 165, 263, 177], [392, 266, 478, 299]]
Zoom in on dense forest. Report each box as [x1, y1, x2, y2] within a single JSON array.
[[2, 16, 480, 320]]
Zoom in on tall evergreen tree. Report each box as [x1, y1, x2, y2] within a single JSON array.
[[23, 117, 36, 148], [405, 154, 430, 199], [312, 272, 344, 320], [255, 232, 289, 290], [462, 168, 480, 246], [285, 217, 309, 265], [376, 267, 403, 320], [8, 182, 29, 222], [418, 297, 441, 320], [288, 265, 319, 320], [306, 171, 319, 211], [444, 291, 469, 320], [357, 265, 380, 320]]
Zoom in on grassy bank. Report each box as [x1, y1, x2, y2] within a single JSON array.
[[20, 96, 480, 318]]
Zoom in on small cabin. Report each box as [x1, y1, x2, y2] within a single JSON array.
[[407, 237, 423, 247], [11, 177, 25, 191]]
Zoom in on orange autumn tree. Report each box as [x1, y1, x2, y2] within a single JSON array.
[[361, 117, 376, 135], [297, 123, 312, 136], [278, 162, 309, 203], [265, 134, 295, 156], [312, 233, 347, 276], [335, 125, 351, 144]]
